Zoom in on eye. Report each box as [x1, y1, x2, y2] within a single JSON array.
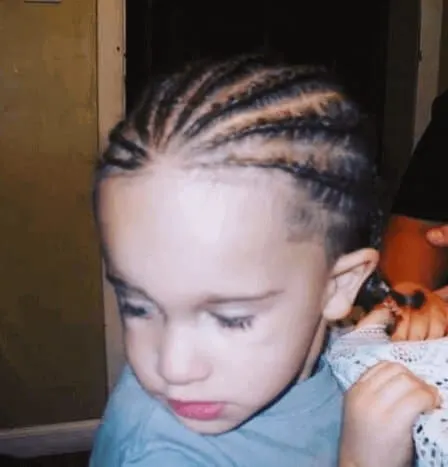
[[119, 300, 155, 319], [214, 314, 254, 330]]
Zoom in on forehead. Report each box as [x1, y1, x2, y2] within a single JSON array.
[[98, 167, 327, 299]]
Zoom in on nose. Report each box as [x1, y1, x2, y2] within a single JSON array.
[[157, 323, 211, 386]]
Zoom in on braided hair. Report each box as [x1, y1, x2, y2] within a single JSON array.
[[96, 55, 422, 313]]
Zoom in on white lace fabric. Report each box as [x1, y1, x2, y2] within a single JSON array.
[[325, 324, 448, 467]]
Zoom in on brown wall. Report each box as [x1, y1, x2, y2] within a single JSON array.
[[0, 0, 106, 428]]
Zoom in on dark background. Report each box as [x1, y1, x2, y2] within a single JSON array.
[[126, 0, 391, 153]]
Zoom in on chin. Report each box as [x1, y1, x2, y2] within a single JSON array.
[[176, 415, 243, 435]]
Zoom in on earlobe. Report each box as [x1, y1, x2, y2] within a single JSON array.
[[322, 248, 379, 321]]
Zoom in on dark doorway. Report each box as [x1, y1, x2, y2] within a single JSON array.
[[126, 0, 390, 154]]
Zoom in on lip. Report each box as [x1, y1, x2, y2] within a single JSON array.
[[167, 399, 224, 421]]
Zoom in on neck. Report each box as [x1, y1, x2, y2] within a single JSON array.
[[298, 318, 328, 381]]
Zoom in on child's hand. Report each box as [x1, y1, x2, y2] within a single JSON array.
[[339, 361, 440, 467]]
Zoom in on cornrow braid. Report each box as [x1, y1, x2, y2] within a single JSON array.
[[225, 157, 374, 201], [183, 71, 334, 140], [98, 121, 147, 171], [96, 54, 424, 315], [168, 55, 274, 139]]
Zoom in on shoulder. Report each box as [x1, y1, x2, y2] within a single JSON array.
[[90, 366, 157, 464], [98, 365, 156, 436]]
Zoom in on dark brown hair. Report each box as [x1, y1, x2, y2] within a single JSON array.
[[95, 55, 418, 312]]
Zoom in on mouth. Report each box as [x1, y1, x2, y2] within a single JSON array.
[[167, 399, 225, 421]]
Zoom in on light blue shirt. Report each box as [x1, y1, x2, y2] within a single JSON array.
[[90, 362, 343, 466]]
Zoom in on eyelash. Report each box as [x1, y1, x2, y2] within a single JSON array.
[[121, 303, 153, 318], [214, 314, 254, 330], [119, 299, 254, 331]]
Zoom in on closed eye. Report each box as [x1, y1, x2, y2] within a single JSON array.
[[121, 303, 151, 318], [212, 313, 254, 330], [117, 294, 157, 319]]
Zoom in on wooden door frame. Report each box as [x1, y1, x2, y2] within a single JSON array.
[[0, 0, 126, 457], [97, 0, 126, 392]]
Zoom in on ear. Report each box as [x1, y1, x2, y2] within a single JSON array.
[[322, 248, 379, 322]]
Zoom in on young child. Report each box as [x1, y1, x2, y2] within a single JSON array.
[[90, 55, 439, 466]]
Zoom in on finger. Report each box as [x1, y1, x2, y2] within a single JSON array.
[[356, 306, 393, 329], [370, 371, 440, 412], [391, 311, 411, 341], [435, 285, 448, 302], [393, 385, 441, 427], [407, 309, 429, 341], [357, 361, 405, 389], [427, 312, 446, 339], [427, 302, 447, 339], [427, 226, 448, 247], [371, 373, 423, 408]]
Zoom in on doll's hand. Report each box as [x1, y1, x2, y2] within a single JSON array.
[[389, 282, 447, 341], [427, 224, 448, 247], [435, 285, 448, 302], [357, 282, 448, 341]]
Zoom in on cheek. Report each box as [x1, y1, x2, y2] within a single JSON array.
[[228, 318, 315, 387], [224, 339, 308, 408], [123, 324, 164, 388], [244, 301, 323, 377]]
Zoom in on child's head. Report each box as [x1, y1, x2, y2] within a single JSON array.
[[94, 56, 380, 434]]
